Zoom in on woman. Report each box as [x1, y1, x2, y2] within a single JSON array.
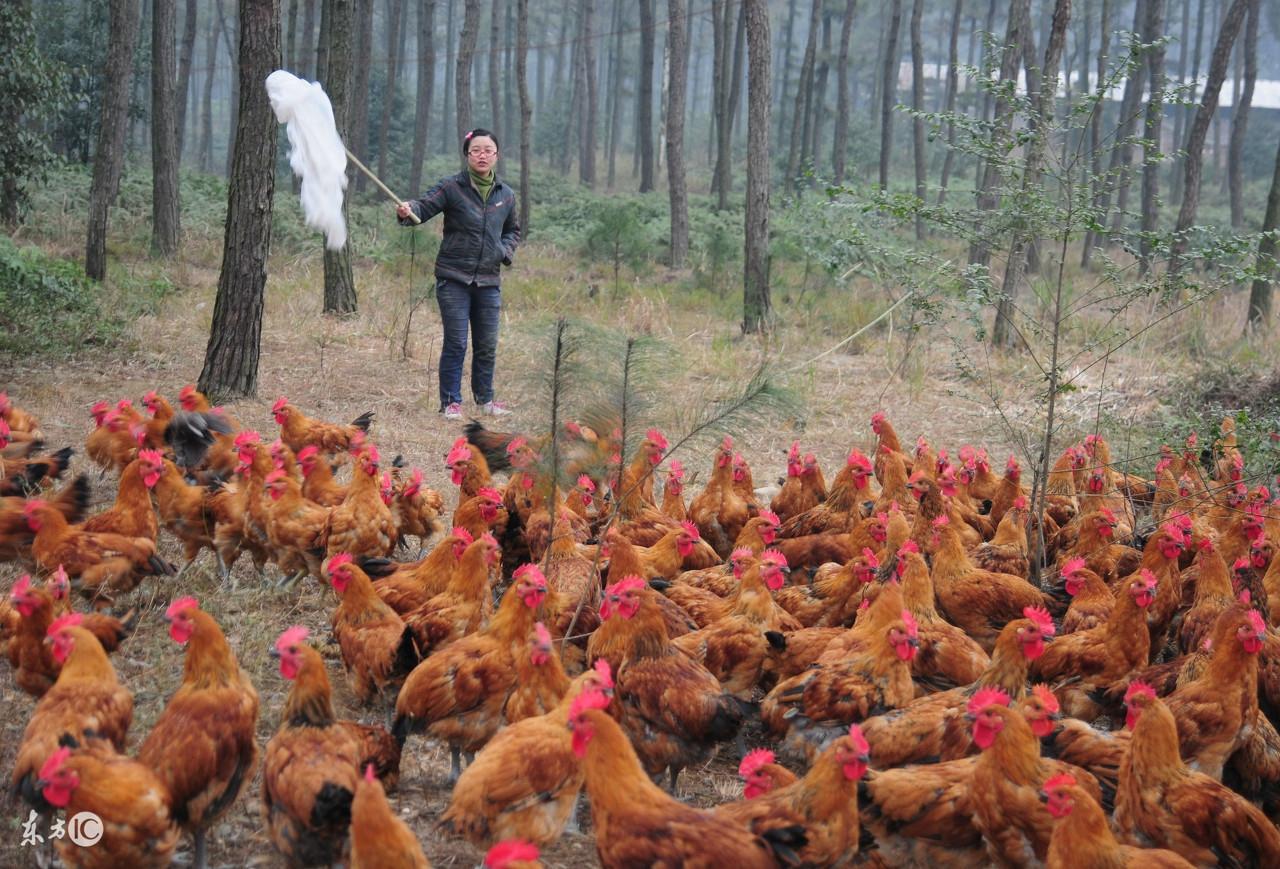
[[397, 128, 520, 420]]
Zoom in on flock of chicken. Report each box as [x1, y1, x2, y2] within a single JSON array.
[[3, 386, 1280, 868]]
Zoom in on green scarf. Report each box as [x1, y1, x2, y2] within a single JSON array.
[[469, 167, 496, 203]]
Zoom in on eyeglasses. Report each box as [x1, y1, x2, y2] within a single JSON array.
[[469, 148, 498, 156]]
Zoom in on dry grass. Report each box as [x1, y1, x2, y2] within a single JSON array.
[[1, 227, 1276, 866]]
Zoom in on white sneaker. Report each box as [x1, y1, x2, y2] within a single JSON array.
[[480, 401, 511, 417], [443, 402, 463, 420]]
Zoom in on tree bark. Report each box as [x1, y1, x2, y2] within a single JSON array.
[[831, 0, 857, 185], [968, 0, 1027, 269], [86, 0, 142, 282], [217, 0, 239, 178], [1081, 0, 1109, 267], [301, 0, 316, 74], [323, 0, 358, 314], [376, 0, 404, 185], [935, 0, 962, 203], [176, 0, 198, 158], [743, 0, 771, 333], [775, 0, 797, 146], [199, 0, 279, 398], [972, 0, 999, 187], [578, 0, 597, 187], [286, 0, 299, 68], [517, 0, 531, 232], [409, 0, 436, 195], [441, 0, 456, 150], [1172, 0, 1207, 205], [1170, 0, 1191, 197], [805, 7, 830, 175], [1138, 0, 1166, 272], [992, 0, 1070, 350], [1228, 0, 1258, 228], [709, 0, 727, 171], [638, 0, 655, 191], [456, 0, 481, 146], [1247, 135, 1280, 329], [909, 0, 925, 238], [151, 0, 182, 256], [878, 0, 902, 191], [603, 0, 623, 187], [1170, 0, 1249, 273], [715, 0, 746, 207], [1091, 0, 1144, 245], [666, 0, 689, 265], [787, 0, 821, 190], [315, 0, 329, 77]]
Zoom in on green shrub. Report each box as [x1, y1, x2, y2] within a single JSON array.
[[0, 235, 124, 357]]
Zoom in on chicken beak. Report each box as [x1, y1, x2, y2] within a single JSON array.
[[268, 647, 281, 659]]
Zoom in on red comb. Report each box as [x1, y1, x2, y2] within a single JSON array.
[[967, 686, 1011, 715], [739, 748, 775, 778], [271, 397, 288, 413], [1124, 680, 1156, 704], [847, 722, 870, 753], [326, 553, 354, 574], [484, 840, 541, 869], [606, 575, 647, 596], [533, 622, 552, 646], [592, 657, 614, 688], [1031, 683, 1060, 713], [900, 610, 919, 637], [569, 688, 611, 719], [646, 428, 669, 451], [680, 520, 700, 539], [1247, 610, 1266, 635], [166, 596, 198, 619], [1061, 557, 1087, 577], [47, 612, 83, 637], [276, 625, 309, 652], [38, 747, 72, 782], [761, 548, 788, 567], [1043, 771, 1076, 791], [759, 510, 780, 526], [1023, 606, 1055, 636]]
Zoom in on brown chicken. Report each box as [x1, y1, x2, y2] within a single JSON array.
[[391, 466, 445, 551], [403, 532, 500, 653], [34, 743, 180, 869], [715, 723, 866, 865], [1115, 686, 1280, 867], [349, 764, 431, 869], [7, 574, 134, 697], [25, 494, 174, 605], [780, 447, 875, 540], [658, 549, 800, 631], [571, 695, 806, 868], [732, 748, 800, 798], [586, 576, 745, 789], [11, 616, 134, 812], [272, 397, 373, 456], [394, 563, 549, 781], [140, 389, 177, 449], [892, 543, 993, 688], [770, 442, 827, 523], [1042, 772, 1193, 869], [447, 435, 493, 501], [930, 513, 1052, 651], [968, 689, 1104, 867], [661, 459, 688, 521], [85, 400, 146, 472], [137, 597, 260, 869], [263, 624, 396, 867], [501, 621, 574, 724], [260, 466, 333, 579], [326, 554, 419, 704], [1178, 538, 1238, 654], [295, 443, 347, 506], [1030, 569, 1157, 720], [970, 495, 1031, 579], [453, 486, 510, 540], [689, 435, 754, 557], [327, 442, 396, 559], [0, 474, 90, 563], [441, 660, 615, 847], [1056, 557, 1115, 634], [368, 527, 473, 615]]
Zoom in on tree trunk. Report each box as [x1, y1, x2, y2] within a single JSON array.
[[441, 0, 456, 150], [992, 0, 1070, 350], [151, 0, 182, 256], [315, 0, 329, 77], [635, 0, 655, 191], [968, 0, 1027, 269], [805, 8, 830, 174], [286, 0, 298, 68], [456, 0, 481, 146], [878, 0, 902, 191], [831, 0, 857, 185], [1081, 0, 1109, 267], [1170, 0, 1191, 196], [86, 0, 142, 282], [199, 13, 217, 172], [1138, 0, 1166, 272], [1170, 0, 1249, 273], [323, 0, 358, 314], [909, 0, 925, 238], [666, 0, 689, 265], [578, 0, 597, 187], [562, 24, 581, 175], [935, 0, 962, 203], [376, 0, 404, 185], [743, 0, 771, 333], [517, 0, 531, 232], [716, 0, 746, 207], [709, 0, 726, 172], [300, 0, 316, 74], [409, 0, 435, 195], [1094, 0, 1145, 243], [603, 0, 623, 187], [1247, 135, 1280, 329], [1228, 0, 1258, 228], [972, 0, 999, 186], [176, 0, 198, 158], [487, 0, 501, 135], [217, 0, 239, 178], [787, 0, 821, 190], [775, 0, 797, 145], [350, 0, 373, 189], [1172, 0, 1207, 205], [199, 0, 279, 398]]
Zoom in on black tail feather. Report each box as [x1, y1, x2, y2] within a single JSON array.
[[358, 556, 399, 578], [350, 411, 375, 433], [759, 825, 808, 867]]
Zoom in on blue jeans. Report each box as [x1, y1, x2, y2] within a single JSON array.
[[436, 278, 501, 409]]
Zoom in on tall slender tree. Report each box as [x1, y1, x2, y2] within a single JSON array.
[[199, 0, 279, 397], [349, 0, 373, 189], [909, 0, 925, 239], [878, 0, 902, 191], [376, 0, 404, 185], [1138, 0, 1166, 272], [176, 0, 198, 157], [86, 0, 142, 281], [666, 0, 689, 265], [409, 0, 436, 195], [578, 0, 597, 187], [786, 0, 821, 190], [489, 0, 501, 135], [441, 0, 456, 150], [743, 0, 771, 333], [151, 0, 181, 256], [456, 0, 481, 145], [638, 0, 656, 191], [1228, 0, 1258, 228], [322, 0, 357, 313], [831, 0, 857, 185], [199, 13, 216, 171], [1170, 0, 1249, 273], [517, 0, 531, 232], [935, 0, 963, 203], [1247, 136, 1280, 329], [1081, 0, 1110, 267]]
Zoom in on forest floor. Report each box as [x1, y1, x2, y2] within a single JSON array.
[[0, 228, 1275, 866]]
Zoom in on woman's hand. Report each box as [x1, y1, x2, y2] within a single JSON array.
[[396, 201, 414, 220]]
